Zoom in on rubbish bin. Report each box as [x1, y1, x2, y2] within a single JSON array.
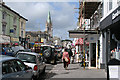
[[107, 58, 120, 80]]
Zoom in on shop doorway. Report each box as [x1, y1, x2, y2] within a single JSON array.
[[91, 43, 96, 67]]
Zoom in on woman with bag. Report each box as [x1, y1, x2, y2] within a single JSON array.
[[62, 48, 69, 70]]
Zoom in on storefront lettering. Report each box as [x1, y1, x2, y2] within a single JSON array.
[[112, 10, 120, 20], [0, 35, 10, 43]]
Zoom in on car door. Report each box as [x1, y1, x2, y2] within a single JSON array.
[[15, 60, 33, 79], [2, 60, 21, 79], [2, 59, 32, 80]]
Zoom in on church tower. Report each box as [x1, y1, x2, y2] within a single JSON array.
[[45, 11, 53, 37]]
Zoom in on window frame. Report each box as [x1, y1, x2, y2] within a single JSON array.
[[2, 59, 26, 75]]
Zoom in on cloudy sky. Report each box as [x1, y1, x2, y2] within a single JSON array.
[[5, 1, 79, 39]]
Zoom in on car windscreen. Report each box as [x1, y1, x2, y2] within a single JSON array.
[[16, 53, 36, 63]]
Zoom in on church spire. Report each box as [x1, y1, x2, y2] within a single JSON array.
[[47, 11, 52, 24]]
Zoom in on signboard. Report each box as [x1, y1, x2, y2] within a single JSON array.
[[87, 34, 99, 43], [69, 33, 87, 38], [11, 37, 19, 42], [0, 35, 10, 43], [109, 66, 120, 79]]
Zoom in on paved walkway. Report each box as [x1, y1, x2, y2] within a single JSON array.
[[47, 63, 107, 80]]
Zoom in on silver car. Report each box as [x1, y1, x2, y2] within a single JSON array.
[[1, 55, 33, 80], [16, 52, 46, 79]]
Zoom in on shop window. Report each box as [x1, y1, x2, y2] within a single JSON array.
[[118, 0, 120, 5], [2, 24, 6, 35]]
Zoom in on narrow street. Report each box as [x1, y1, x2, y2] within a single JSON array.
[[40, 62, 107, 80]]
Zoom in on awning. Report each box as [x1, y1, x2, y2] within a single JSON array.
[[75, 38, 89, 45], [69, 30, 99, 38]]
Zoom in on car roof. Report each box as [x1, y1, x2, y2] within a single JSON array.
[[41, 45, 55, 48], [0, 55, 17, 62], [17, 52, 40, 56]]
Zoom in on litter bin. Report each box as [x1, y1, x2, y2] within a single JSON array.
[[107, 58, 120, 80]]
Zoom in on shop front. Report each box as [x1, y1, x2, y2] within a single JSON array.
[[0, 35, 10, 47], [69, 30, 100, 69], [11, 37, 19, 46], [100, 6, 120, 69]]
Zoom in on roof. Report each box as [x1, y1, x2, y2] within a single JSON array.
[[1, 3, 28, 21], [41, 45, 55, 48], [17, 52, 40, 56], [47, 11, 52, 24], [0, 55, 17, 62]]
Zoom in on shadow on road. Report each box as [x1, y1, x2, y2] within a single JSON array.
[[39, 72, 57, 80], [67, 67, 79, 70]]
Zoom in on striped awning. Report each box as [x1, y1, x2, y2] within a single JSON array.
[[75, 38, 89, 45]]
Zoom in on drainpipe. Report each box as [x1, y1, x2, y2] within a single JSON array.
[[116, 42, 119, 59]]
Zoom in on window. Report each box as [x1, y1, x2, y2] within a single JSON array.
[[109, 0, 112, 10], [9, 60, 21, 72], [13, 17, 16, 24], [2, 61, 14, 74], [2, 12, 6, 20], [21, 22, 23, 30], [2, 24, 6, 35], [14, 27, 16, 37], [21, 31, 23, 37], [16, 53, 36, 63], [16, 60, 26, 71]]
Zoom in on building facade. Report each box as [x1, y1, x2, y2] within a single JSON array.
[[100, 0, 120, 69], [0, 2, 27, 46], [26, 31, 48, 48]]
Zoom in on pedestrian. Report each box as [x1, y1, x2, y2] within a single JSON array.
[[62, 48, 70, 70], [67, 48, 73, 63]]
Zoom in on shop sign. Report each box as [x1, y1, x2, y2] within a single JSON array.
[[112, 10, 120, 20], [0, 35, 10, 43], [87, 34, 99, 43], [11, 38, 19, 42]]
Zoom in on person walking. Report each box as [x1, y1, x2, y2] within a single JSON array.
[[62, 48, 70, 70]]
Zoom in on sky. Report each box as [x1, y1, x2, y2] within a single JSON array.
[[4, 1, 79, 39]]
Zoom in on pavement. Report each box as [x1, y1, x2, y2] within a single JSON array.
[[45, 63, 107, 80]]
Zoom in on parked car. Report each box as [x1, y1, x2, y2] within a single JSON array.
[[2, 47, 14, 56], [16, 52, 46, 79], [40, 45, 57, 64], [12, 46, 25, 56], [1, 55, 33, 80]]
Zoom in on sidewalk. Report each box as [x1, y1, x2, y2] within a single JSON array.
[[47, 63, 107, 79]]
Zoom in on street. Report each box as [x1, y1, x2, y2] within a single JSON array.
[[38, 62, 107, 80], [1, 0, 120, 80], [38, 63, 55, 80]]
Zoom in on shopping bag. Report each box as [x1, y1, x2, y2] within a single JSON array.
[[65, 57, 69, 62]]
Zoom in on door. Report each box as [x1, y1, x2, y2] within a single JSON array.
[[2, 59, 32, 80]]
